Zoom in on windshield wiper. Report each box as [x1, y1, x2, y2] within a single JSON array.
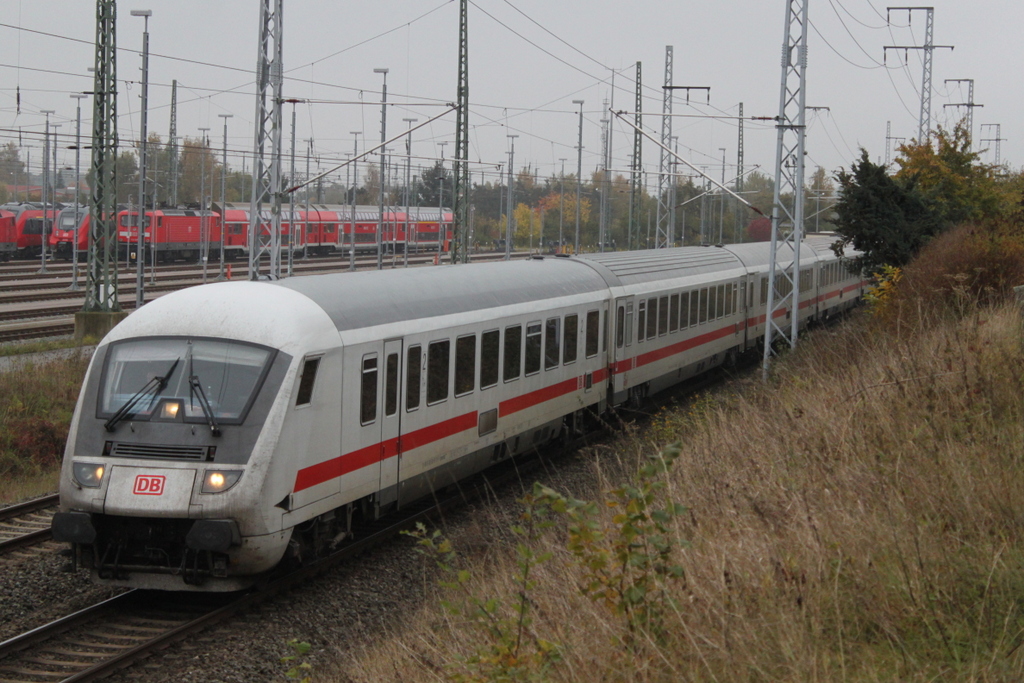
[[104, 358, 180, 432], [189, 374, 221, 437]]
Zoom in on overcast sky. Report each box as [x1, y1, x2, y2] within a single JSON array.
[[0, 0, 1016, 191]]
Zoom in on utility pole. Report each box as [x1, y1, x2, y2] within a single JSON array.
[[218, 114, 231, 279], [39, 110, 53, 274], [287, 102, 297, 277], [942, 78, 982, 147], [884, 7, 953, 144], [403, 117, 417, 267], [199, 127, 209, 284], [599, 106, 609, 251], [248, 0, 284, 280], [505, 134, 517, 260], [558, 158, 566, 251], [374, 67, 388, 270], [573, 100, 584, 254], [630, 61, 642, 251], [348, 132, 360, 270], [69, 93, 87, 291], [764, 0, 810, 381], [452, 0, 470, 263], [131, 9, 151, 308], [719, 147, 726, 244], [169, 79, 178, 206], [980, 123, 1004, 166], [81, 0, 121, 323]]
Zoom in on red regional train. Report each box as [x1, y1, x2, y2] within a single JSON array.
[[0, 209, 16, 260], [1, 202, 61, 258], [44, 203, 454, 263]]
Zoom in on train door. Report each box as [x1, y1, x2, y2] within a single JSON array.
[[378, 338, 403, 509], [611, 296, 634, 402]]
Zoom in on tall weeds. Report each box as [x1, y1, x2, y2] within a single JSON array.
[[338, 293, 1024, 681], [0, 352, 90, 482]]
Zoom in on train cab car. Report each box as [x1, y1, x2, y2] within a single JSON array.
[[52, 241, 864, 592], [7, 203, 60, 257], [0, 210, 17, 260], [117, 209, 223, 263]]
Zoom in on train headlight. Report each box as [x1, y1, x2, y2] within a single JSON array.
[[156, 399, 184, 421], [201, 469, 242, 494], [73, 462, 106, 488]]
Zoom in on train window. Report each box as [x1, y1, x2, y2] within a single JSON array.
[[564, 314, 578, 364], [385, 353, 399, 416], [646, 298, 658, 340], [689, 291, 699, 327], [616, 306, 625, 349], [601, 309, 607, 352], [679, 293, 689, 330], [295, 357, 320, 406], [427, 340, 450, 405], [696, 288, 706, 324], [658, 296, 669, 336], [717, 285, 726, 319], [800, 268, 813, 292], [585, 309, 598, 358], [760, 277, 768, 305], [625, 302, 633, 348], [726, 283, 734, 316], [406, 346, 422, 411], [669, 294, 680, 332], [545, 318, 561, 370], [455, 335, 476, 397], [481, 330, 500, 389], [503, 325, 522, 382], [525, 322, 542, 375], [637, 301, 646, 344], [360, 355, 377, 425]]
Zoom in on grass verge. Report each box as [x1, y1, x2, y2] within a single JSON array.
[[333, 298, 1024, 681]]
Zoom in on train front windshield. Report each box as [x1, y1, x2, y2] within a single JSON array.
[[99, 338, 275, 424]]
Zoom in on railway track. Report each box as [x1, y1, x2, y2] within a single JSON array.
[[0, 251, 522, 343], [0, 493, 59, 557], [0, 447, 553, 682]]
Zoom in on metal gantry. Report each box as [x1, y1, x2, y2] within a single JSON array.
[[452, 0, 470, 263], [247, 0, 284, 280], [763, 0, 810, 381], [84, 0, 119, 313]]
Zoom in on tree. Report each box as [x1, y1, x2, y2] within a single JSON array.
[[0, 142, 25, 186], [418, 161, 453, 208], [832, 149, 932, 273], [894, 122, 1002, 227], [177, 136, 220, 205]]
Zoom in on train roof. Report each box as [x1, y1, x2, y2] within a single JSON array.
[[274, 257, 610, 332]]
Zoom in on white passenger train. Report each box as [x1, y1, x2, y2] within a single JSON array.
[[52, 237, 865, 590]]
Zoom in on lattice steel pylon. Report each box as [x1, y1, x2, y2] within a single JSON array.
[[655, 46, 673, 249], [629, 61, 642, 251], [884, 7, 952, 145], [83, 0, 119, 313], [763, 0, 809, 381], [248, 0, 284, 280], [452, 0, 470, 263]]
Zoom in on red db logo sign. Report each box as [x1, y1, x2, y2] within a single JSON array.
[[133, 475, 166, 495]]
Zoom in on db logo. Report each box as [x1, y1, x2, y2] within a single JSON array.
[[133, 475, 166, 495]]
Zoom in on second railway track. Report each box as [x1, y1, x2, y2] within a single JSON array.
[[0, 493, 59, 557]]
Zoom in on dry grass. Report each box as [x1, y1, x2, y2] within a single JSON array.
[[333, 300, 1024, 682], [0, 351, 90, 498]]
